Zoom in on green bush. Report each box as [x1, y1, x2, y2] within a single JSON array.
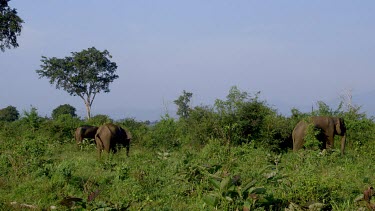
[[0, 105, 19, 122], [20, 106, 44, 132], [342, 108, 375, 148], [303, 123, 322, 150], [148, 115, 180, 149], [117, 118, 150, 145], [181, 105, 218, 147], [41, 115, 82, 144], [51, 104, 77, 120], [260, 114, 294, 152], [87, 114, 112, 125], [213, 86, 275, 146]]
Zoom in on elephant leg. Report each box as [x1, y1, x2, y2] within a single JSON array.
[[293, 138, 305, 151], [293, 136, 304, 151], [126, 144, 130, 156], [97, 148, 102, 159], [293, 122, 307, 151], [325, 134, 335, 149], [340, 135, 346, 155]]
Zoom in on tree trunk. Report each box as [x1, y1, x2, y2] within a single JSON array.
[[80, 94, 93, 120], [85, 102, 91, 120]]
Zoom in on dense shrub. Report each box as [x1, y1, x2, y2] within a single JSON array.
[[177, 86, 294, 152], [180, 105, 218, 147], [20, 106, 44, 133], [260, 114, 294, 152], [147, 115, 180, 149], [51, 104, 77, 120], [41, 114, 82, 144], [87, 114, 113, 125], [0, 105, 19, 122], [342, 108, 375, 148], [213, 86, 275, 146], [117, 118, 151, 145]]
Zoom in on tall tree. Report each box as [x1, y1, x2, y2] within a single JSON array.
[[0, 0, 23, 52], [36, 47, 118, 119], [174, 90, 193, 119]]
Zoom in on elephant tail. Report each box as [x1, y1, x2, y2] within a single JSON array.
[[95, 133, 104, 150]]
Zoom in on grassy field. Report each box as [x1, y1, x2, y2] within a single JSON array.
[[1, 133, 375, 210], [1, 89, 375, 210]]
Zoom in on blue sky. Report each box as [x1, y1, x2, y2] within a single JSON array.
[[1, 1, 375, 121]]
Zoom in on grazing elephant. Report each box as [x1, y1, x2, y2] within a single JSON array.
[[95, 123, 131, 157], [74, 125, 98, 144], [292, 116, 346, 155]]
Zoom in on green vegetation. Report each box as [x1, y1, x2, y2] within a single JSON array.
[[0, 0, 23, 52], [51, 104, 77, 120], [174, 90, 193, 119], [1, 86, 375, 210], [0, 105, 19, 122]]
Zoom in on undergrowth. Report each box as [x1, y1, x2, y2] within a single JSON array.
[[1, 88, 375, 210]]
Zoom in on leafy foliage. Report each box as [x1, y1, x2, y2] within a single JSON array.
[[86, 114, 112, 125], [174, 90, 193, 119], [118, 118, 150, 145], [51, 104, 77, 120], [21, 106, 43, 132], [303, 123, 323, 150], [148, 115, 179, 149], [0, 0, 23, 51], [0, 105, 19, 122], [44, 114, 82, 144], [182, 105, 217, 146], [36, 47, 118, 119], [203, 169, 269, 210], [213, 86, 280, 148]]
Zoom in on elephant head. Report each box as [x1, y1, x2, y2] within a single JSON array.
[[95, 123, 131, 158], [292, 116, 347, 155], [75, 125, 98, 144]]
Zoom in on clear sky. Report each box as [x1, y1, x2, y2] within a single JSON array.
[[1, 1, 375, 121]]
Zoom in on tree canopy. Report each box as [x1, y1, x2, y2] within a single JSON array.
[[0, 0, 23, 52], [36, 47, 118, 119], [51, 104, 77, 120], [174, 90, 193, 119], [0, 105, 19, 122]]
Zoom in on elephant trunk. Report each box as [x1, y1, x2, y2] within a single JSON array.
[[340, 134, 346, 155]]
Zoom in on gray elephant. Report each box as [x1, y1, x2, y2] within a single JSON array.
[[292, 116, 346, 155], [95, 123, 131, 157], [75, 125, 98, 144]]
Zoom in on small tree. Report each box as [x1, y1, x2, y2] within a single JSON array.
[[0, 0, 23, 51], [51, 104, 77, 120], [0, 105, 19, 121], [214, 86, 273, 146], [36, 47, 118, 119], [22, 106, 43, 132], [174, 90, 193, 119]]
